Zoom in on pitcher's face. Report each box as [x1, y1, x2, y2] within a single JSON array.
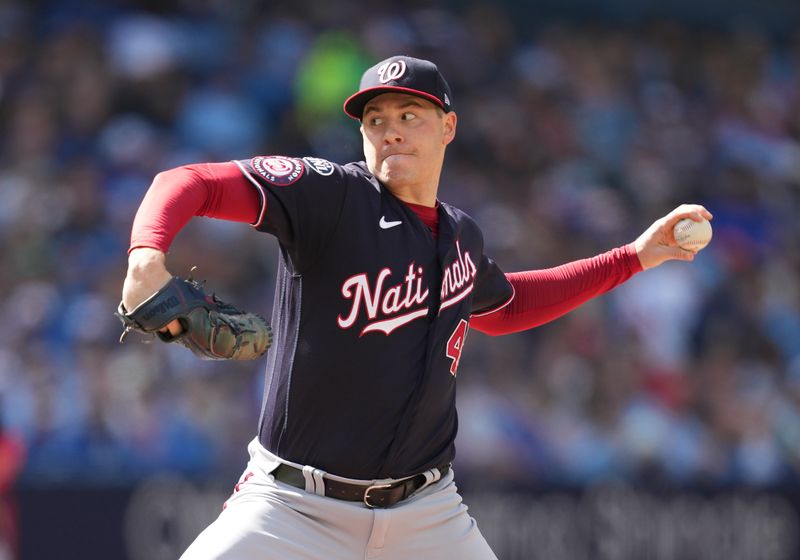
[[360, 93, 456, 191]]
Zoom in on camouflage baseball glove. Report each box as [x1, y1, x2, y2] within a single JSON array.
[[115, 272, 272, 361]]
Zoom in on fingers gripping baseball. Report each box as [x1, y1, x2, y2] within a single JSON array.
[[634, 204, 713, 270]]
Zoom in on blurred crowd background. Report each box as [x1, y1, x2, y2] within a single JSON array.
[[2, 0, 800, 531]]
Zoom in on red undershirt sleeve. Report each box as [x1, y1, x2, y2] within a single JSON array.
[[470, 244, 643, 336], [129, 162, 262, 253]]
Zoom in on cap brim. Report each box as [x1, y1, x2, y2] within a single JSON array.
[[343, 86, 447, 120]]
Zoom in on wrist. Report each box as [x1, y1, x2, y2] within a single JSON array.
[[123, 248, 172, 310], [128, 247, 167, 275]]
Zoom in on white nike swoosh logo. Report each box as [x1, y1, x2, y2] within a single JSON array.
[[379, 216, 402, 229]]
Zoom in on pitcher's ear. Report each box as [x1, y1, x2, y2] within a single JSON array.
[[443, 111, 457, 145]]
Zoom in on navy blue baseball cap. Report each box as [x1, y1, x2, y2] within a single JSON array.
[[343, 55, 454, 120]]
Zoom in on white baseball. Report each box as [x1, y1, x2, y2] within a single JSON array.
[[673, 218, 712, 251]]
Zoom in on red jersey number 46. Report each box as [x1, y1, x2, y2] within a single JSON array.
[[446, 319, 469, 376]]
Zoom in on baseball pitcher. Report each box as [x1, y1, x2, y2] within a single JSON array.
[[119, 55, 712, 559]]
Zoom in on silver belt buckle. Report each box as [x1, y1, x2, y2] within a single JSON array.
[[363, 482, 393, 508]]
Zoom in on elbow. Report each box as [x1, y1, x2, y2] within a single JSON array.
[[147, 166, 209, 205], [152, 165, 198, 187]]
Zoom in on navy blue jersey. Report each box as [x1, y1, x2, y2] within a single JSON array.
[[234, 155, 514, 479]]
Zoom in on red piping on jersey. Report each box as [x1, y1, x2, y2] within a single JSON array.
[[233, 159, 269, 229], [470, 284, 516, 318]]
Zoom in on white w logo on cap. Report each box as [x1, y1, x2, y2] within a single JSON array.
[[377, 60, 406, 83]]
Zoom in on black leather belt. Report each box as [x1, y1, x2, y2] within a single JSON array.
[[271, 463, 450, 508]]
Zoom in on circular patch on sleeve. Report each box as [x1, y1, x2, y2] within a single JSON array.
[[251, 156, 304, 185], [302, 157, 335, 176]]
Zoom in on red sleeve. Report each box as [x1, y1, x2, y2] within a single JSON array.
[[470, 244, 643, 336], [129, 162, 262, 253]]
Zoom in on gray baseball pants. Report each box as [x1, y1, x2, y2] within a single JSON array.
[[180, 438, 498, 560]]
